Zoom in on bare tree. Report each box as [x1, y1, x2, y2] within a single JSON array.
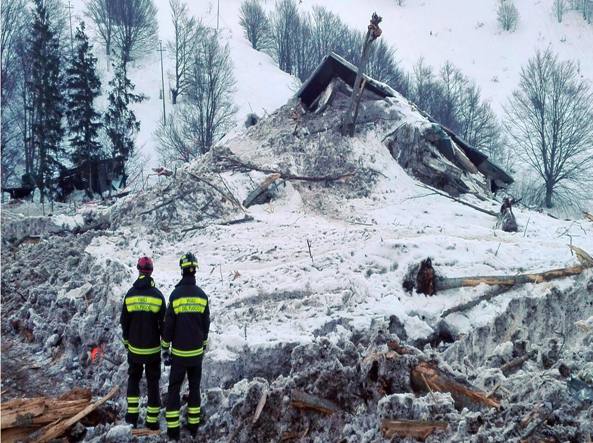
[[269, 0, 300, 74], [554, 0, 566, 22], [158, 28, 236, 163], [239, 0, 270, 50], [85, 0, 116, 57], [366, 39, 409, 95], [497, 0, 519, 31], [1, 0, 28, 187], [505, 49, 593, 209], [168, 0, 201, 104], [111, 0, 158, 67]]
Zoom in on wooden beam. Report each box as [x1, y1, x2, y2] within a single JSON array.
[[290, 390, 339, 415], [381, 419, 448, 440], [411, 362, 500, 410], [25, 387, 118, 443], [252, 389, 268, 424], [436, 265, 586, 291]]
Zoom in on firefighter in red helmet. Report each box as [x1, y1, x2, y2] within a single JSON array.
[[120, 257, 166, 429]]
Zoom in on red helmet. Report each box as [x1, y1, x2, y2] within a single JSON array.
[[137, 256, 154, 275]]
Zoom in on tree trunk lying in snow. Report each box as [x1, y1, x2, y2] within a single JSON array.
[[407, 252, 592, 295], [381, 419, 448, 440], [411, 361, 501, 410]]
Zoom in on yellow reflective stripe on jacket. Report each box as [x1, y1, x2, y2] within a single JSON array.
[[128, 344, 161, 355], [126, 296, 162, 313], [171, 347, 204, 357], [171, 297, 207, 314]]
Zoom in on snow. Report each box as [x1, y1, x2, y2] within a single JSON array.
[[79, 122, 593, 363]]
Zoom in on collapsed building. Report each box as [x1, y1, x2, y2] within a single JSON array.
[[297, 52, 513, 195], [1, 53, 592, 443]]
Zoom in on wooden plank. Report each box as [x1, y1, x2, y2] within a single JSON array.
[[1, 399, 46, 429], [252, 389, 268, 424], [132, 429, 161, 437], [2, 399, 89, 429], [290, 390, 339, 415], [411, 362, 500, 410], [1, 427, 38, 443], [26, 387, 118, 443], [381, 419, 448, 440]]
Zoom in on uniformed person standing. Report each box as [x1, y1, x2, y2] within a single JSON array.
[[162, 253, 210, 440], [120, 257, 166, 429]]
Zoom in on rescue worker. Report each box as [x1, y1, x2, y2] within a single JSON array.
[[120, 256, 166, 429], [162, 253, 210, 440]]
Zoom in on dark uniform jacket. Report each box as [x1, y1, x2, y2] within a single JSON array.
[[162, 274, 210, 366], [120, 275, 166, 362]]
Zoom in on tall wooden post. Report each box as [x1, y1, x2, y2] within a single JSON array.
[[342, 13, 383, 136]]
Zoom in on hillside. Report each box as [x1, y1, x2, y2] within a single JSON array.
[[69, 0, 593, 168]]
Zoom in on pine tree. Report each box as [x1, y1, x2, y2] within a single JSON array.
[[104, 62, 143, 187], [65, 22, 103, 170], [29, 0, 65, 203]]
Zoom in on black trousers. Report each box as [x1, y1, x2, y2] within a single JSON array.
[[166, 357, 203, 433], [126, 357, 161, 425]]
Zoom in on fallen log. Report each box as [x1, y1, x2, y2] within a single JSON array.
[[411, 361, 500, 410], [290, 390, 339, 415], [26, 386, 118, 443], [436, 266, 586, 292], [381, 419, 448, 440], [408, 252, 591, 295]]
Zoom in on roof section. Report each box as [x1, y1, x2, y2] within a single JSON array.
[[297, 52, 396, 109]]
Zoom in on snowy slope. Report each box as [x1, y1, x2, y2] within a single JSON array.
[[67, 0, 592, 170], [304, 0, 593, 115]]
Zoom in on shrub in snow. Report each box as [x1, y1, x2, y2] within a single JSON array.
[[497, 0, 519, 32]]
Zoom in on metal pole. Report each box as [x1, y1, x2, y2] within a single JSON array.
[[159, 40, 166, 124], [217, 0, 220, 33]]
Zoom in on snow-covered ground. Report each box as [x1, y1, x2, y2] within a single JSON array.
[[80, 122, 593, 364]]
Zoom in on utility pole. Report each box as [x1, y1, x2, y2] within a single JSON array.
[[66, 0, 74, 58], [217, 0, 220, 33], [158, 40, 166, 124], [342, 13, 383, 137]]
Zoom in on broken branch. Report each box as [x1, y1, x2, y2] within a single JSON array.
[[381, 419, 448, 440], [217, 155, 356, 183], [26, 386, 118, 443], [418, 184, 498, 217], [290, 390, 339, 415], [411, 361, 500, 410]]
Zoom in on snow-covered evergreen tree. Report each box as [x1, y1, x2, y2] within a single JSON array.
[[29, 0, 65, 202], [65, 22, 103, 167], [104, 62, 143, 187]]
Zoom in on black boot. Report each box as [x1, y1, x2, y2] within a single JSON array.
[[167, 428, 180, 441], [125, 413, 138, 428]]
